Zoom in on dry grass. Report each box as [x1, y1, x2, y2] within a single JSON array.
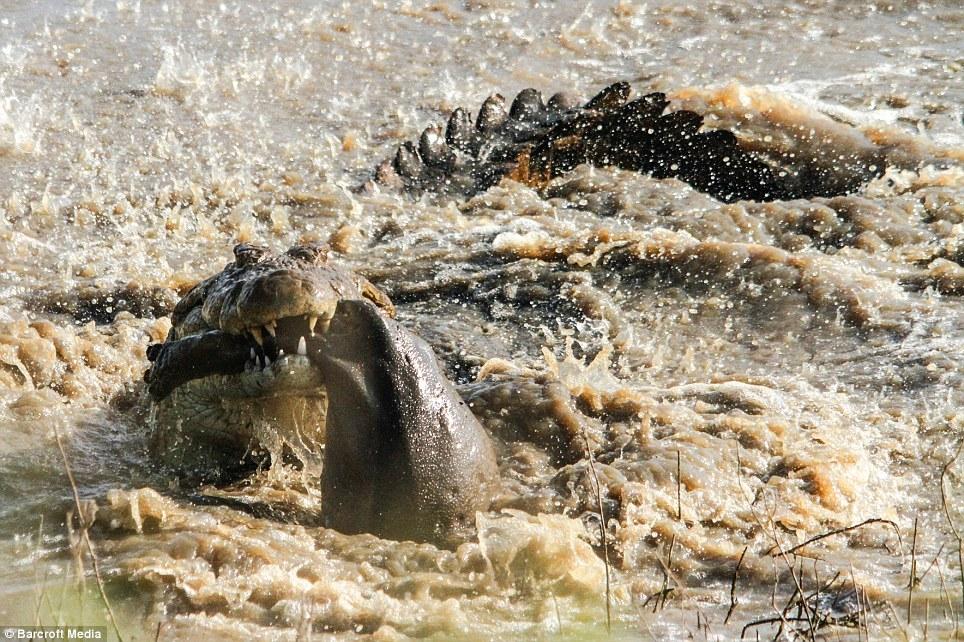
[[54, 427, 125, 642], [581, 424, 612, 634], [36, 428, 964, 641], [940, 440, 964, 625], [646, 444, 964, 642]]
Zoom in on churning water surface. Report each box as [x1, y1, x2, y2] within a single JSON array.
[[0, 1, 961, 640]]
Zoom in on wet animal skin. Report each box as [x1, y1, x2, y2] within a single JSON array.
[[145, 244, 498, 545], [373, 81, 885, 203], [310, 300, 499, 546], [144, 242, 396, 483]]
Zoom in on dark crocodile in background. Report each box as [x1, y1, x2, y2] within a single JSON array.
[[370, 81, 886, 203]]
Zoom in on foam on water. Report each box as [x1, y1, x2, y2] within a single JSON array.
[[0, 0, 960, 639]]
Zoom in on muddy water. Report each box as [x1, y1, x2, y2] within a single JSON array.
[[0, 0, 961, 639]]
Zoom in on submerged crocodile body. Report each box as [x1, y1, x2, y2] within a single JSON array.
[[145, 243, 498, 545], [371, 81, 884, 203]]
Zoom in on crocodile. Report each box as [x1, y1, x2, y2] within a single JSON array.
[[144, 243, 499, 545], [370, 81, 885, 203], [143, 81, 885, 545]]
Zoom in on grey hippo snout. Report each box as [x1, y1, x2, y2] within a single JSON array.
[[308, 299, 499, 547]]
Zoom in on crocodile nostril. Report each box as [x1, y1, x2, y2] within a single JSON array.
[[233, 243, 269, 266], [285, 242, 329, 265]]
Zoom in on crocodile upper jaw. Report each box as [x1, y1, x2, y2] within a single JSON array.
[[145, 312, 327, 401]]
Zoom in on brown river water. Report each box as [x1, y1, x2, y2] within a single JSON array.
[[0, 1, 962, 640]]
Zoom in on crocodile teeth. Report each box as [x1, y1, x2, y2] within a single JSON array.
[[307, 315, 318, 336], [250, 327, 264, 346], [297, 336, 307, 356], [264, 355, 272, 367], [264, 320, 277, 337], [250, 348, 256, 360]]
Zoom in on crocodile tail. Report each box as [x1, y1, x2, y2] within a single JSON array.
[[525, 83, 805, 202], [372, 82, 882, 203]]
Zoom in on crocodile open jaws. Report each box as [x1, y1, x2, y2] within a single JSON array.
[[144, 242, 499, 546]]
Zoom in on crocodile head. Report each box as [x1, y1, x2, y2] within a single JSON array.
[[144, 242, 395, 479]]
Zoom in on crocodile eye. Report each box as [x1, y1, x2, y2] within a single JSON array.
[[233, 243, 269, 266], [286, 243, 329, 264]]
